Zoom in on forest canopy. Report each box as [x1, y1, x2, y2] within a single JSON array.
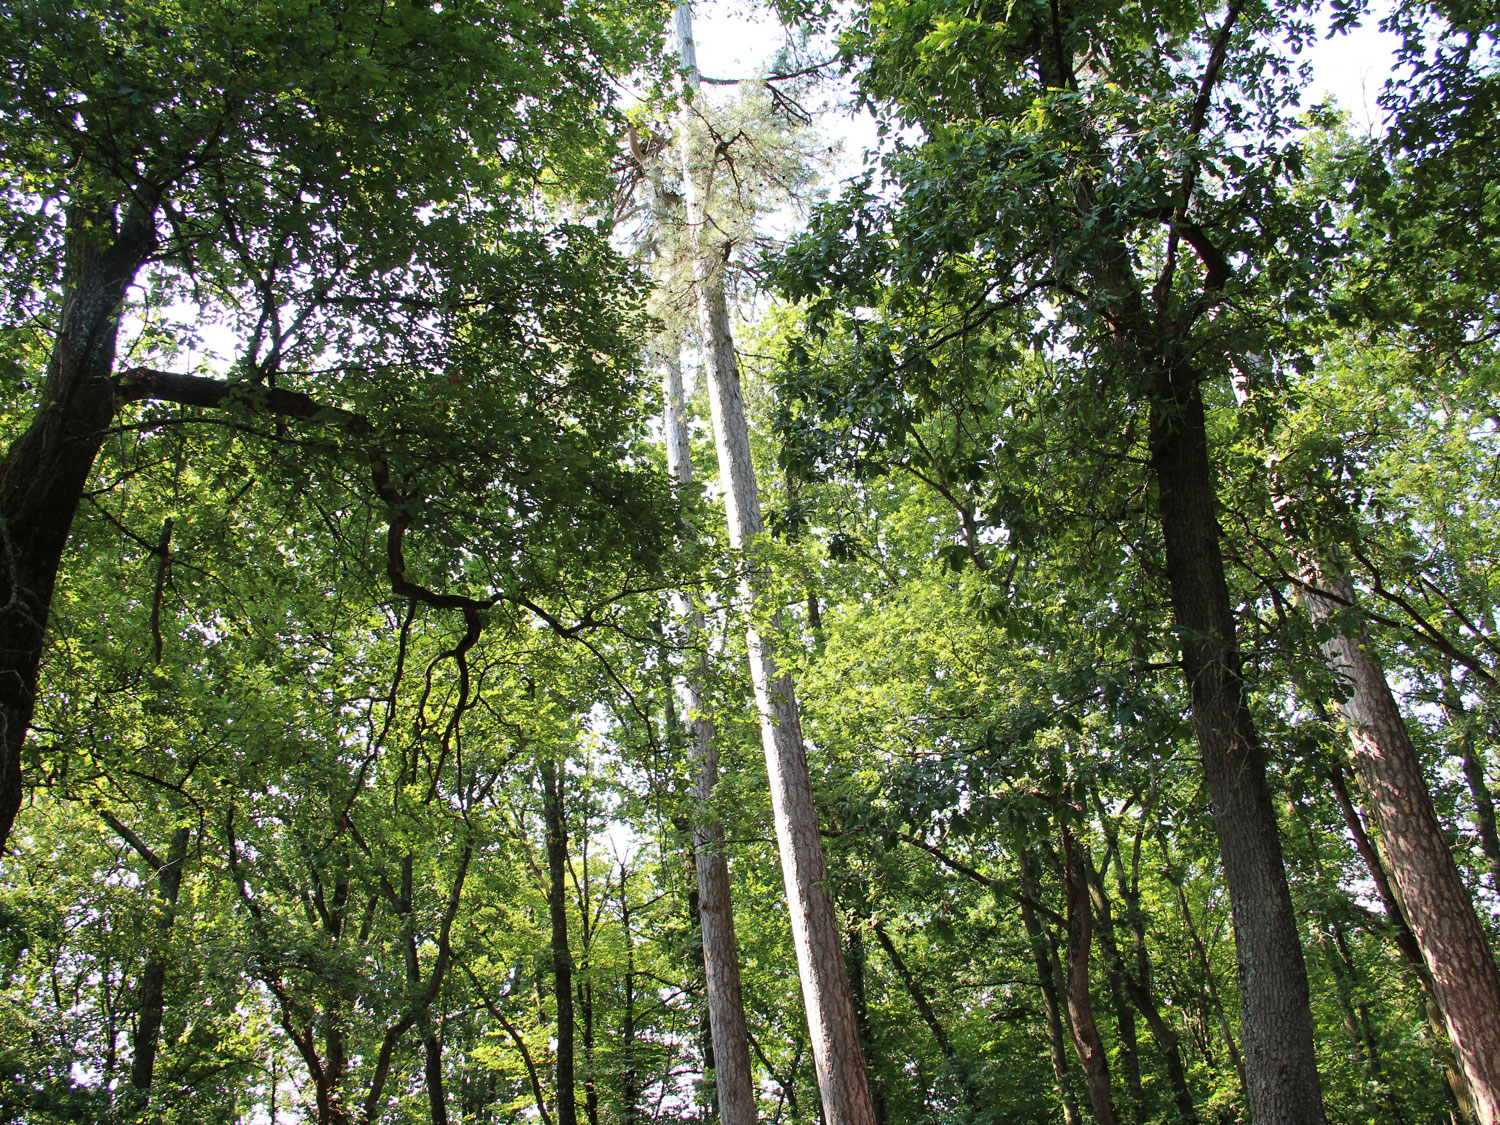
[[1, 0, 1498, 1124]]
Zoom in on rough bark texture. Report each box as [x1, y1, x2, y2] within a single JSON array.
[[1148, 378, 1325, 1125], [660, 347, 758, 1125], [1290, 558, 1500, 1125], [1325, 761, 1478, 1124], [674, 8, 876, 1123], [0, 198, 156, 850]]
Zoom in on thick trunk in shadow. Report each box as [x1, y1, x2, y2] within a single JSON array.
[[540, 759, 579, 1125], [1288, 555, 1500, 1125], [0, 198, 156, 850], [1148, 376, 1325, 1125]]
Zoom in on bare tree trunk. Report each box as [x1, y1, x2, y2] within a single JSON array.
[[672, 9, 876, 1124], [1148, 375, 1325, 1125], [1285, 547, 1500, 1125], [659, 343, 758, 1125], [1440, 680, 1500, 893]]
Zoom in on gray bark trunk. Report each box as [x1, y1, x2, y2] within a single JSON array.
[[660, 344, 758, 1125]]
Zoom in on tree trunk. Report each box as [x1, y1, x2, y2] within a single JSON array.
[[1326, 759, 1480, 1124], [1058, 826, 1120, 1125], [1148, 376, 1325, 1124], [846, 919, 889, 1125], [1440, 680, 1500, 893], [1081, 846, 1143, 1121], [1287, 549, 1500, 1125], [1020, 853, 1084, 1125], [0, 197, 156, 850], [660, 343, 759, 1125], [673, 9, 876, 1124], [1107, 824, 1200, 1125], [540, 759, 578, 1125]]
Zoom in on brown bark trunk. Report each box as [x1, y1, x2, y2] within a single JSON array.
[[1289, 553, 1500, 1125], [540, 759, 578, 1125], [0, 197, 156, 850], [1058, 825, 1120, 1125], [1020, 853, 1084, 1125], [1081, 847, 1142, 1121], [1149, 378, 1325, 1124], [1326, 758, 1480, 1124], [674, 10, 875, 1123]]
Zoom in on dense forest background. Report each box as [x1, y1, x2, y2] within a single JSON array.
[[1, 0, 1497, 1123]]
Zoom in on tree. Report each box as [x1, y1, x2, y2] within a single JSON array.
[[0, 0, 673, 851]]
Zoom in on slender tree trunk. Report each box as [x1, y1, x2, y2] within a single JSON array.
[[1440, 680, 1500, 893], [660, 343, 759, 1125], [673, 9, 876, 1124], [1020, 853, 1084, 1125], [1284, 547, 1500, 1124], [1148, 375, 1326, 1125], [0, 197, 156, 850], [619, 868, 643, 1125], [846, 919, 889, 1125], [1057, 826, 1120, 1125], [540, 759, 579, 1125], [1106, 825, 1200, 1125], [1081, 847, 1142, 1121]]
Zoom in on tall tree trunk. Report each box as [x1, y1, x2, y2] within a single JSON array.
[[673, 9, 876, 1124], [619, 867, 643, 1125], [1440, 680, 1500, 893], [1283, 545, 1500, 1125], [660, 343, 759, 1125], [1020, 852, 1084, 1125], [1148, 375, 1325, 1125], [1057, 825, 1120, 1125], [1081, 845, 1142, 1121], [1325, 760, 1479, 1125], [102, 817, 190, 1110], [846, 918, 889, 1125], [1106, 823, 1200, 1125], [540, 759, 579, 1125], [0, 196, 156, 849]]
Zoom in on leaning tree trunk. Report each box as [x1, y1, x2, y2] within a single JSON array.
[[1057, 827, 1120, 1125], [1284, 549, 1500, 1125], [1148, 370, 1326, 1125], [660, 343, 758, 1125], [672, 9, 876, 1123], [0, 196, 156, 850]]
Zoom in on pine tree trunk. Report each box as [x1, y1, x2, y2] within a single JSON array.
[[1148, 377, 1325, 1125], [673, 9, 876, 1123], [659, 346, 759, 1125], [1288, 555, 1500, 1125]]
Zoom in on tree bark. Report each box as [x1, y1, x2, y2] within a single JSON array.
[[1286, 549, 1500, 1125], [660, 343, 758, 1125], [0, 197, 157, 850], [1057, 826, 1120, 1125], [540, 759, 579, 1125], [1440, 680, 1500, 893], [1148, 376, 1325, 1125], [1020, 852, 1084, 1125], [673, 9, 876, 1124], [1081, 846, 1143, 1121]]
